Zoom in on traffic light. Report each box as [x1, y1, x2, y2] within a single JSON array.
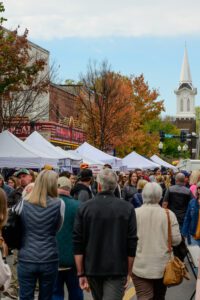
[[159, 130, 165, 142], [180, 131, 186, 143]]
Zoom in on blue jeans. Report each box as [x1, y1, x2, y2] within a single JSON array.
[[52, 268, 83, 300], [17, 261, 58, 300], [190, 236, 200, 247]]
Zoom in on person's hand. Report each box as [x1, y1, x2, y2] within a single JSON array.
[[79, 277, 90, 292], [124, 274, 130, 289], [162, 202, 168, 208]]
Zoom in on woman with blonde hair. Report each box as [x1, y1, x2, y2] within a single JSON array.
[[189, 170, 200, 196], [0, 188, 11, 291], [132, 179, 148, 208], [17, 170, 65, 300], [22, 182, 34, 201]]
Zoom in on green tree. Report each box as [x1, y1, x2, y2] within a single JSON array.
[[144, 117, 190, 159], [196, 106, 200, 134]]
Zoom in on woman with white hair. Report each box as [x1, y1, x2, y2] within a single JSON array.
[[16, 170, 65, 300], [132, 182, 181, 300]]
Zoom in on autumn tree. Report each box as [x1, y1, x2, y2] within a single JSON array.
[[117, 75, 165, 157], [77, 61, 140, 151], [0, 2, 50, 132]]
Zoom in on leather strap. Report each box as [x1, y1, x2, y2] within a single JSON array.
[[165, 209, 172, 254]]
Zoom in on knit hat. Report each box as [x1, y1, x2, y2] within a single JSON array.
[[80, 163, 89, 169], [43, 164, 54, 170]]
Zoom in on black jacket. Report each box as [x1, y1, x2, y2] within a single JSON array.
[[73, 191, 138, 276], [71, 183, 92, 202], [163, 184, 193, 226], [8, 187, 23, 208]]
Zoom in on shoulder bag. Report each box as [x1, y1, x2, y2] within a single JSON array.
[[163, 209, 189, 286], [2, 200, 23, 250]]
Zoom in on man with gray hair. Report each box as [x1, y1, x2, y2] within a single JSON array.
[[73, 168, 138, 300], [163, 172, 193, 228]]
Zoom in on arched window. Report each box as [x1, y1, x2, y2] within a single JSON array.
[[187, 98, 190, 112], [180, 98, 184, 112]]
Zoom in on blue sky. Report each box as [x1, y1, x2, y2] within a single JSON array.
[[3, 0, 200, 116]]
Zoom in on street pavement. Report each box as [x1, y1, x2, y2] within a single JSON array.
[[1, 260, 196, 300], [84, 259, 196, 300]]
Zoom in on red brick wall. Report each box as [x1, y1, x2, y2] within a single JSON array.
[[49, 84, 78, 123]]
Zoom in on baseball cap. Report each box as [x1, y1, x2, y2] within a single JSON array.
[[0, 174, 4, 180], [58, 177, 71, 189], [15, 169, 30, 177], [181, 170, 190, 177]]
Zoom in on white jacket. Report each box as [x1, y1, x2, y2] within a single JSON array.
[[0, 251, 11, 291], [132, 204, 181, 279]]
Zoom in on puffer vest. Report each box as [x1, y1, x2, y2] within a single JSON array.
[[18, 197, 61, 263]]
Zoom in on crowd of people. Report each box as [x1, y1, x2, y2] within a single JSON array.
[[0, 164, 200, 300]]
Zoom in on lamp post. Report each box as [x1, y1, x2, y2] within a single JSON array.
[[182, 144, 188, 152], [177, 145, 182, 153], [158, 141, 163, 154], [177, 144, 188, 158]]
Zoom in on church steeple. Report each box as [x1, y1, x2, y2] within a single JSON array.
[[175, 46, 197, 120], [180, 47, 192, 85]]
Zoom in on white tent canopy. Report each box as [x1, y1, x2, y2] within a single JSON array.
[[56, 147, 82, 161], [150, 155, 177, 171], [64, 149, 104, 166], [0, 130, 58, 168], [76, 142, 122, 168], [25, 131, 66, 160], [122, 151, 160, 170]]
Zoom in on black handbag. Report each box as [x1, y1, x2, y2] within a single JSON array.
[[2, 200, 23, 250]]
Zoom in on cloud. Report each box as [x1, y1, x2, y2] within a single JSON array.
[[3, 0, 200, 40]]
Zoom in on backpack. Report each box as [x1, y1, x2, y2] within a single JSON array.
[[2, 200, 23, 250]]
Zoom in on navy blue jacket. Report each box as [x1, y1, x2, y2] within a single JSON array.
[[132, 191, 143, 208], [182, 198, 199, 237]]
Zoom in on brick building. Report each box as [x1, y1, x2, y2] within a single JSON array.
[[7, 38, 86, 149], [49, 83, 82, 123]]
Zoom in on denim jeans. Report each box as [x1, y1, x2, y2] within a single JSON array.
[[190, 236, 200, 247], [52, 268, 83, 300], [17, 261, 58, 300]]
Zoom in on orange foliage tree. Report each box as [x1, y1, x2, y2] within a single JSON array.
[[78, 62, 165, 156], [117, 75, 165, 157], [77, 61, 140, 151]]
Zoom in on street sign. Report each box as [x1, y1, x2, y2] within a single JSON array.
[[164, 134, 174, 138]]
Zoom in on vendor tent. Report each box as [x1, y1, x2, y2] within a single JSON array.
[[25, 131, 66, 159], [122, 151, 160, 170], [0, 130, 58, 168], [150, 155, 177, 171], [56, 147, 82, 161], [76, 142, 122, 168]]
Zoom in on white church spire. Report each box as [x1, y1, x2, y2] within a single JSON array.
[[175, 46, 197, 120], [180, 46, 192, 84]]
